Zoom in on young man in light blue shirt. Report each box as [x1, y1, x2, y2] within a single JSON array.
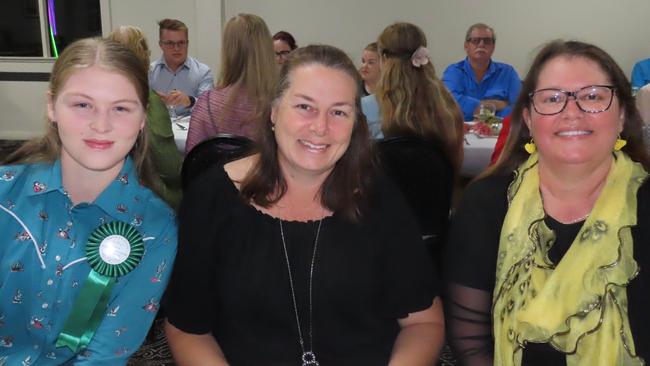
[[149, 18, 214, 117]]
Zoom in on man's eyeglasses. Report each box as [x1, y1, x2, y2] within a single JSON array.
[[529, 85, 616, 115], [275, 50, 291, 58], [160, 40, 188, 49], [466, 37, 494, 46]]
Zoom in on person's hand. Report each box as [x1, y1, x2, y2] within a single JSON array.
[[481, 99, 508, 111], [156, 90, 191, 107]]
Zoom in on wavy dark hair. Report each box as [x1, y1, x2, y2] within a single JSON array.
[[240, 44, 375, 221], [487, 40, 650, 177]]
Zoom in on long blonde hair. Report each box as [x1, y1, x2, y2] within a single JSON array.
[[376, 22, 464, 170], [108, 25, 151, 71], [216, 13, 278, 126], [4, 38, 159, 194]]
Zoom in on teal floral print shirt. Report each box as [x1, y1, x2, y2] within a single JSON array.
[[0, 157, 177, 365]]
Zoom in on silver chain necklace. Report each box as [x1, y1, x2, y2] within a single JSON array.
[[279, 219, 323, 366]]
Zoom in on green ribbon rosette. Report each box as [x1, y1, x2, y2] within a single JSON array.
[[56, 221, 144, 353]]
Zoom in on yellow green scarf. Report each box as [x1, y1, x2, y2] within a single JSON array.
[[493, 151, 646, 366]]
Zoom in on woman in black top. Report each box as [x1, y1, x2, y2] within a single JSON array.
[[445, 40, 650, 366], [165, 45, 443, 365], [373, 22, 463, 268]]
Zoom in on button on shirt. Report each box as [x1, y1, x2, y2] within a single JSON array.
[[149, 56, 214, 117], [0, 157, 177, 365], [442, 57, 521, 121]]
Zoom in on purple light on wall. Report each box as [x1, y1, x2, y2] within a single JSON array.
[[47, 0, 58, 36]]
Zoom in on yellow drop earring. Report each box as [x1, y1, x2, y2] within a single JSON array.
[[614, 134, 627, 151], [524, 139, 536, 154]]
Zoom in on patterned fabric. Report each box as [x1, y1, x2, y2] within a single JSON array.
[[442, 57, 521, 121], [0, 157, 177, 365], [493, 151, 646, 366], [184, 86, 256, 154], [149, 56, 214, 117]]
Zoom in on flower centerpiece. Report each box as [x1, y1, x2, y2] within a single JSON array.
[[473, 105, 502, 135]]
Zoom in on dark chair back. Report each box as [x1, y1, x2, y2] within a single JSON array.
[[181, 134, 254, 190], [377, 135, 454, 266]]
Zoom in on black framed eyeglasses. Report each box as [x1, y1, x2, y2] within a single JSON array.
[[275, 50, 291, 58], [160, 40, 188, 49], [529, 85, 616, 115], [466, 37, 494, 46]]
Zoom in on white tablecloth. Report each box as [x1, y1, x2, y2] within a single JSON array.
[[461, 133, 497, 177], [172, 116, 190, 153]]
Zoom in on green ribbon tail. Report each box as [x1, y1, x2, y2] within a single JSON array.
[[56, 270, 115, 352]]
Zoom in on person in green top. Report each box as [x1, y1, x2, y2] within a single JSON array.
[[109, 26, 183, 209]]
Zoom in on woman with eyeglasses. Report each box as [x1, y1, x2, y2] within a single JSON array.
[[185, 14, 277, 154], [272, 30, 297, 65], [445, 40, 650, 366]]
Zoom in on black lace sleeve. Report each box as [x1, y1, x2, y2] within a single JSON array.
[[443, 175, 510, 365], [445, 283, 494, 366]]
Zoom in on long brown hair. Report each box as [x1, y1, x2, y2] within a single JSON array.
[[216, 14, 278, 127], [4, 38, 160, 195], [487, 40, 650, 177], [240, 45, 375, 221], [376, 22, 464, 171]]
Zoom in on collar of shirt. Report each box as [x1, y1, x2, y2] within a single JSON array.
[[463, 57, 497, 83], [24, 157, 141, 216], [152, 56, 191, 74]]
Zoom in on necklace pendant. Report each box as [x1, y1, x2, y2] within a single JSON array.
[[302, 351, 319, 366]]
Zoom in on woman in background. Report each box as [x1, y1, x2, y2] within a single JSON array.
[[273, 30, 297, 65], [445, 40, 650, 365], [363, 22, 463, 274], [165, 44, 443, 365], [109, 25, 183, 209], [0, 38, 177, 365], [361, 22, 464, 169], [185, 13, 277, 154], [359, 42, 381, 96]]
